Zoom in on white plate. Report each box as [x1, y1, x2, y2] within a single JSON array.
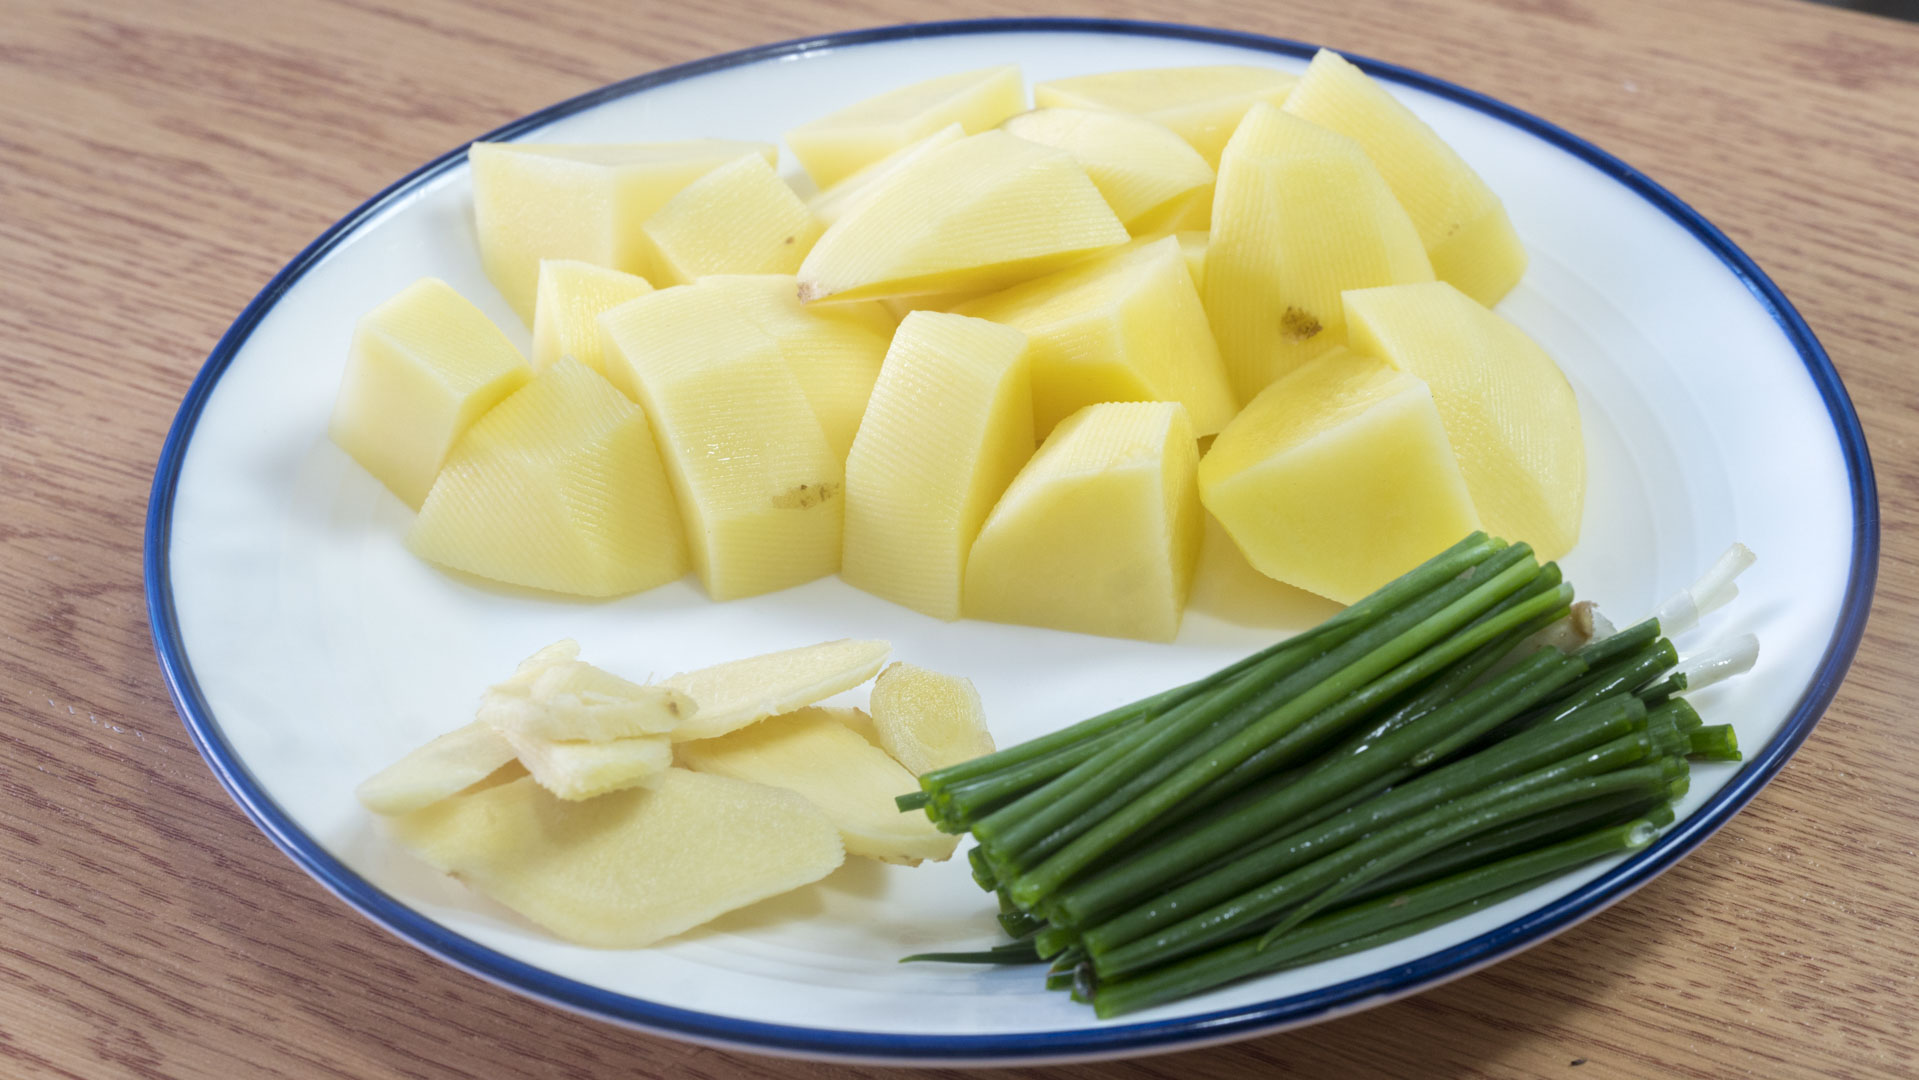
[[145, 18, 1878, 1066]]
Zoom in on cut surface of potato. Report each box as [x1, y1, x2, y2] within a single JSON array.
[[965, 401, 1203, 642], [530, 260, 654, 375], [502, 729, 673, 800], [786, 65, 1024, 189], [676, 707, 957, 862], [1198, 347, 1480, 603], [389, 769, 843, 948], [841, 312, 1033, 620], [329, 278, 531, 509], [866, 662, 996, 775], [661, 638, 892, 741], [1000, 108, 1214, 232], [1033, 65, 1297, 167], [355, 720, 518, 816], [406, 358, 689, 597], [796, 130, 1128, 304], [640, 154, 823, 286], [600, 285, 843, 600], [477, 640, 693, 742], [808, 122, 966, 226], [469, 140, 776, 320], [1283, 50, 1526, 306], [1177, 231, 1208, 291], [1343, 281, 1584, 558], [954, 236, 1235, 437], [1204, 104, 1433, 403]]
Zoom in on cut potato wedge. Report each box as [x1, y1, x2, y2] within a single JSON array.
[[965, 402, 1203, 642], [676, 707, 958, 862], [1033, 65, 1298, 167], [1199, 346, 1480, 603], [640, 154, 822, 286], [477, 640, 693, 742], [867, 662, 996, 775], [808, 122, 966, 226], [530, 261, 654, 375], [786, 65, 1024, 189], [355, 720, 519, 816], [953, 236, 1235, 437], [1283, 50, 1526, 306], [841, 311, 1033, 619], [1001, 108, 1214, 232], [406, 358, 689, 597], [388, 769, 844, 948], [469, 140, 776, 320], [501, 729, 673, 800], [796, 130, 1128, 304], [1177, 231, 1207, 292], [662, 638, 892, 741], [1205, 104, 1433, 403], [329, 278, 531, 509]]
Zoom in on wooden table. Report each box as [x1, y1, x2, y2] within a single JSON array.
[[4, 0, 1915, 1076]]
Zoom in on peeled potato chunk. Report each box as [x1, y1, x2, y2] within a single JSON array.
[[808, 123, 965, 226], [965, 402, 1203, 643], [841, 311, 1034, 620], [640, 154, 823, 286], [786, 65, 1024, 189], [676, 707, 958, 863], [867, 662, 996, 775], [329, 278, 531, 509], [388, 769, 844, 948], [406, 358, 688, 597], [1034, 65, 1297, 167], [355, 720, 518, 816], [1198, 347, 1481, 603], [530, 260, 653, 375], [662, 639, 893, 741], [1000, 108, 1215, 233], [1343, 281, 1584, 558], [1283, 49, 1526, 305], [477, 640, 693, 742], [1177, 231, 1208, 292], [796, 130, 1128, 304], [501, 730, 673, 801], [1204, 104, 1432, 403]]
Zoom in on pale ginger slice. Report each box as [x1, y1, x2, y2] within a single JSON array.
[[388, 769, 844, 948], [867, 661, 996, 775], [355, 720, 518, 816], [676, 707, 957, 863], [501, 729, 673, 801], [663, 639, 892, 741], [477, 640, 693, 742]]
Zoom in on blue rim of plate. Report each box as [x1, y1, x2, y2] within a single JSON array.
[[144, 16, 1879, 1064]]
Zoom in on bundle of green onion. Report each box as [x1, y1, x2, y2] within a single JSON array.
[[896, 533, 1746, 1018]]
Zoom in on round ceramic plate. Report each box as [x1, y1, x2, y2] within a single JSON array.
[[146, 18, 1877, 1066]]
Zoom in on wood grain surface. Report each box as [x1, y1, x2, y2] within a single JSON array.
[[3, 0, 1915, 1076]]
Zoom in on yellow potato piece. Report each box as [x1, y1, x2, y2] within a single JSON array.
[[786, 65, 1025, 189], [1034, 65, 1297, 167], [600, 285, 843, 600], [1198, 347, 1481, 603], [501, 729, 673, 801], [954, 236, 1235, 437], [662, 638, 892, 741], [676, 707, 957, 863], [1283, 50, 1526, 306], [477, 640, 693, 742], [389, 769, 844, 948], [965, 402, 1203, 642], [842, 312, 1033, 620], [329, 278, 531, 509], [406, 358, 689, 597], [1204, 104, 1433, 403], [808, 123, 966, 226], [866, 662, 996, 775], [469, 139, 776, 320], [530, 261, 653, 375], [1000, 108, 1214, 232], [1343, 281, 1584, 558], [355, 720, 518, 816], [796, 130, 1128, 304], [640, 154, 823, 286], [1176, 231, 1207, 292]]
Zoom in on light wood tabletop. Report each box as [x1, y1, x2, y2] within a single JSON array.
[[4, 0, 1915, 1076]]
